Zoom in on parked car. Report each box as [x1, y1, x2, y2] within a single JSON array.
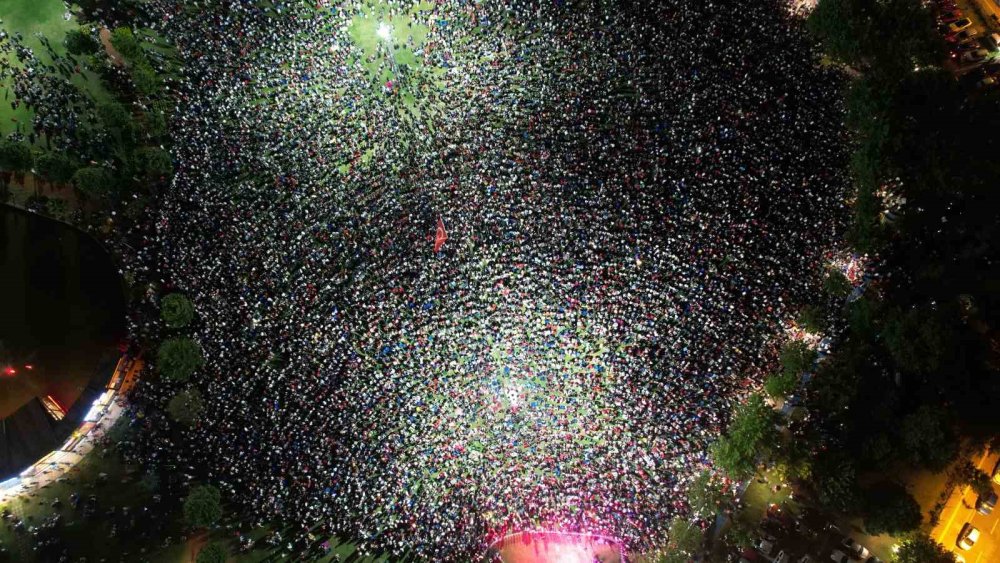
[[938, 11, 962, 25], [774, 551, 791, 563], [961, 49, 990, 63], [946, 29, 979, 44], [976, 490, 997, 515], [957, 523, 980, 550], [841, 537, 870, 559], [830, 550, 851, 563], [950, 18, 973, 33], [985, 32, 1000, 51]]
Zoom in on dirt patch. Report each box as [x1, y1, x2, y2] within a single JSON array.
[[99, 27, 126, 67]]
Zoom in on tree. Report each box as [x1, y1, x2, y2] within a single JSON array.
[[98, 101, 132, 132], [161, 293, 195, 328], [146, 104, 170, 138], [823, 269, 852, 298], [34, 152, 76, 184], [71, 166, 113, 200], [774, 439, 813, 482], [807, 0, 939, 73], [184, 485, 222, 529], [763, 371, 797, 399], [900, 406, 958, 471], [711, 394, 779, 480], [862, 482, 921, 535], [893, 533, 956, 563], [157, 337, 204, 382], [0, 141, 33, 172], [110, 27, 143, 61], [779, 341, 817, 377], [196, 542, 228, 563], [97, 101, 135, 146], [846, 296, 877, 341], [812, 452, 860, 513], [667, 517, 702, 556], [64, 28, 100, 55], [686, 471, 726, 518], [131, 60, 162, 96], [883, 306, 954, 375], [797, 304, 826, 333], [951, 460, 993, 498], [807, 0, 877, 68], [167, 388, 204, 426]]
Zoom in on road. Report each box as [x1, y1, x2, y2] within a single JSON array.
[[934, 451, 1000, 562]]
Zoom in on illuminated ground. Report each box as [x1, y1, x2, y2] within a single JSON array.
[[492, 531, 623, 563], [152, 0, 850, 558]]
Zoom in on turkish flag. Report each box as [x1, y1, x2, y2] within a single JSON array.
[[434, 216, 447, 253]]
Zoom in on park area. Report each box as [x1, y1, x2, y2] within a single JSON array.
[[0, 0, 113, 136]]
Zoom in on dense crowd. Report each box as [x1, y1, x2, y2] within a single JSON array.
[[124, 0, 848, 559]]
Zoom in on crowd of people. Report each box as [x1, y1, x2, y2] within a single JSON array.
[[121, 0, 850, 559]]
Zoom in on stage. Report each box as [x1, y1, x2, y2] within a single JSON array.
[[489, 531, 625, 563]]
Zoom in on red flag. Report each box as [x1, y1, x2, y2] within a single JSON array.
[[434, 216, 447, 253]]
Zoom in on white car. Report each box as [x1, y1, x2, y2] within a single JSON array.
[[958, 523, 980, 550], [841, 537, 870, 559]]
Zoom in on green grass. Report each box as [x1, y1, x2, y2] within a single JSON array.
[[0, 0, 112, 137]]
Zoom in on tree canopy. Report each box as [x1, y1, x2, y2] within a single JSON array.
[[35, 152, 77, 184], [900, 405, 957, 471], [892, 533, 956, 563], [183, 485, 223, 529], [64, 28, 100, 56], [812, 452, 860, 513], [666, 517, 702, 556], [711, 394, 779, 480], [157, 337, 205, 382], [167, 388, 205, 427], [862, 481, 922, 535], [0, 141, 33, 172], [807, 0, 940, 73], [196, 542, 228, 563], [686, 470, 726, 518], [71, 166, 113, 200], [161, 293, 195, 328]]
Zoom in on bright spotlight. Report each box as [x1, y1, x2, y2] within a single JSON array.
[[376, 22, 392, 41]]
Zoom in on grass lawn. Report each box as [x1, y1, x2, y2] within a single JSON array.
[[0, 0, 112, 137]]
